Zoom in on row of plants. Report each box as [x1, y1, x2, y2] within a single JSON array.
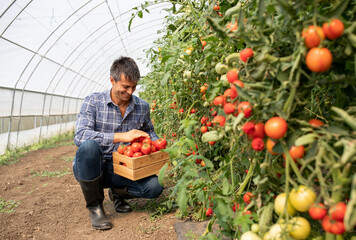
[[138, 0, 356, 239]]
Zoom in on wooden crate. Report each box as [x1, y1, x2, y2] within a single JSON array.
[[112, 151, 169, 181]]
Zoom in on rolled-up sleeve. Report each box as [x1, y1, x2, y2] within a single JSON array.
[[74, 96, 114, 147]]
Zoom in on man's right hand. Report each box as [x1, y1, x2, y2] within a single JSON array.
[[113, 130, 150, 143]]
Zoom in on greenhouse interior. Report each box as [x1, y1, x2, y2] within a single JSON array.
[[1, 0, 355, 239]]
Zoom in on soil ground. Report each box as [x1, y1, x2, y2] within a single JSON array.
[[0, 141, 180, 240]]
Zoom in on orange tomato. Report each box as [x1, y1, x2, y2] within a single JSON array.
[[323, 19, 344, 40], [226, 21, 238, 31], [303, 25, 325, 49], [308, 119, 324, 127], [266, 138, 279, 155], [306, 48, 332, 73], [264, 117, 288, 139]]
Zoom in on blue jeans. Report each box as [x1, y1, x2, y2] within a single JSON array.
[[73, 140, 164, 199]]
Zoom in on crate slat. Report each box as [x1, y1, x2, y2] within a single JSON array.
[[112, 151, 170, 181]]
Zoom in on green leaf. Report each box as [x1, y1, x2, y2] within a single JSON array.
[[222, 178, 231, 195], [177, 187, 188, 214], [128, 18, 133, 32], [160, 72, 170, 86], [295, 134, 318, 147], [326, 0, 351, 18], [138, 10, 143, 18], [158, 163, 168, 185]]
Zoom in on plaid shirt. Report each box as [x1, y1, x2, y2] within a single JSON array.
[[74, 89, 158, 159]]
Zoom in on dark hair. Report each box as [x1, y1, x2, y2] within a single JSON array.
[[110, 57, 140, 82]]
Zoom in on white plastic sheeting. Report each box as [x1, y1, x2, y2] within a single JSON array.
[[0, 0, 170, 154]]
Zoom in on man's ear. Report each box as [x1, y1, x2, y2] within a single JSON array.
[[110, 76, 115, 85]]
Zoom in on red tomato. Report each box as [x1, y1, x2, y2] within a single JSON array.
[[237, 101, 252, 118], [308, 119, 324, 127], [309, 203, 327, 220], [201, 126, 208, 133], [142, 138, 152, 145], [322, 215, 345, 235], [131, 142, 142, 153], [201, 116, 208, 125], [206, 121, 212, 127], [302, 25, 325, 48], [323, 19, 344, 40], [212, 115, 226, 127], [264, 117, 288, 139], [232, 202, 239, 212], [243, 192, 254, 204], [251, 138, 264, 151], [243, 210, 253, 219], [118, 145, 125, 154], [124, 149, 134, 157], [242, 121, 255, 135], [283, 145, 305, 162], [231, 79, 244, 88], [133, 152, 143, 157], [226, 70, 238, 83], [330, 202, 347, 221], [252, 122, 265, 139], [206, 208, 213, 217], [150, 145, 157, 153], [306, 47, 332, 73], [141, 143, 152, 155], [154, 138, 167, 150], [213, 5, 220, 11], [223, 88, 238, 100], [195, 159, 202, 164], [224, 102, 236, 115], [208, 141, 216, 145], [240, 48, 254, 62], [213, 95, 226, 106]]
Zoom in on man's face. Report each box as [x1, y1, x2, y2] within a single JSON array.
[[110, 74, 137, 104]]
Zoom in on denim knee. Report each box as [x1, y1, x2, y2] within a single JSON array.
[[141, 176, 164, 199], [74, 140, 102, 180]]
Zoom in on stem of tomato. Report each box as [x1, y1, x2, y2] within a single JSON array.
[[315, 146, 330, 201], [187, 2, 205, 37]]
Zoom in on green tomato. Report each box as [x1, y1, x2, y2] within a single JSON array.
[[274, 193, 296, 216], [288, 217, 311, 240], [289, 185, 316, 212], [241, 231, 262, 240], [251, 223, 260, 233]]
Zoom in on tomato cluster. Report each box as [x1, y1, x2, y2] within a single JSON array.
[[303, 19, 344, 73], [117, 137, 167, 158], [320, 202, 347, 235]]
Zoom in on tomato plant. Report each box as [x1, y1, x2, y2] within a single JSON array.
[[136, 0, 356, 238]]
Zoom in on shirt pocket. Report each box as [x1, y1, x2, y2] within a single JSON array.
[[127, 120, 144, 130]]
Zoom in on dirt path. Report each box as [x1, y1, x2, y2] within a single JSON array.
[[0, 142, 178, 240]]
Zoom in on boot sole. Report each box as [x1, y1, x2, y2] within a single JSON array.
[[93, 224, 112, 230]]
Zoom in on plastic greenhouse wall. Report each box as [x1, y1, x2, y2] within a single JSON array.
[[0, 0, 170, 155]]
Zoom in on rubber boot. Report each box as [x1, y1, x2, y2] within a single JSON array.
[[78, 174, 112, 230], [108, 187, 136, 213]]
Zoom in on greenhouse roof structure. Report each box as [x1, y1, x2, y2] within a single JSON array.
[[0, 0, 171, 155]]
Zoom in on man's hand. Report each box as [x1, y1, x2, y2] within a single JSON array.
[[113, 130, 150, 143]]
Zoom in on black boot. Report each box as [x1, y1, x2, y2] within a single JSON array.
[[78, 174, 112, 230], [108, 187, 136, 213]]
